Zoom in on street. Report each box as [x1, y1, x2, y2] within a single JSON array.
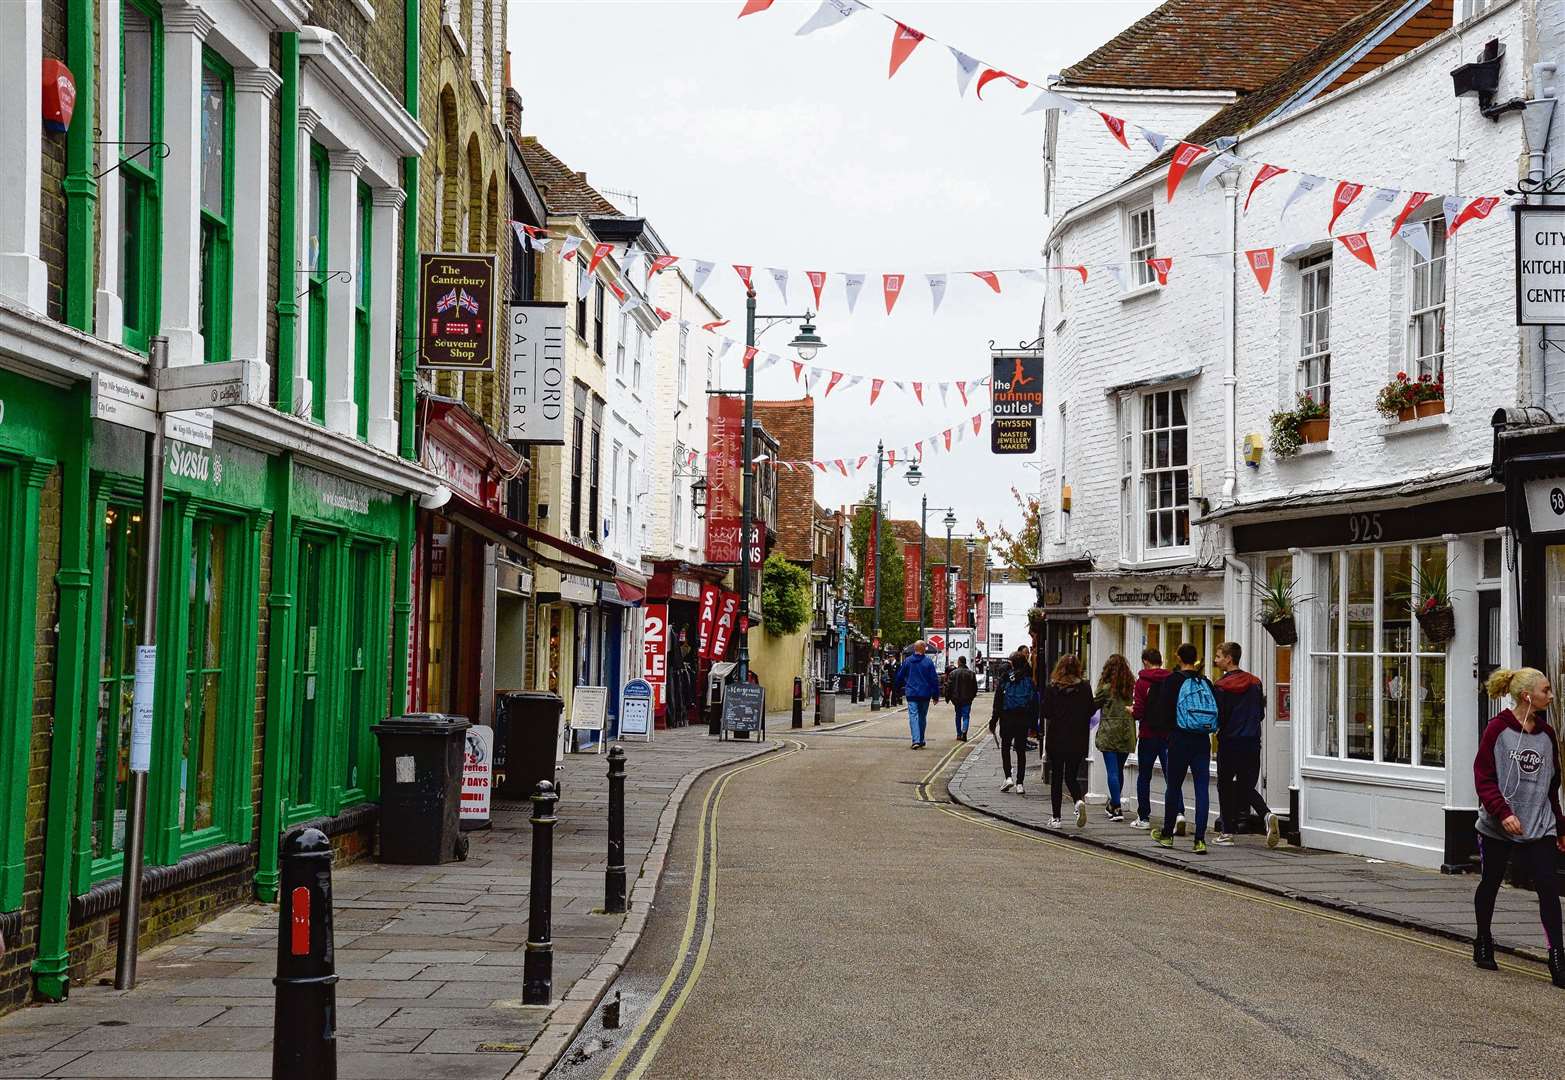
[[554, 701, 1565, 1080]]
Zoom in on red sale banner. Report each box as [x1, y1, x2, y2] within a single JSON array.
[[903, 542, 921, 622], [863, 520, 878, 608], [712, 591, 741, 659], [643, 604, 668, 709], [697, 584, 720, 660], [931, 565, 947, 629]]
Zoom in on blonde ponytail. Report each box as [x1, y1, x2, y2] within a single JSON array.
[[1486, 667, 1548, 702]]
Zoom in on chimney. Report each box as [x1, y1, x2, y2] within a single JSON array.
[[505, 86, 524, 139]]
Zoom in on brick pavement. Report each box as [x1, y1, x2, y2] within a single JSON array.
[[0, 724, 774, 1080], [949, 736, 1557, 963]]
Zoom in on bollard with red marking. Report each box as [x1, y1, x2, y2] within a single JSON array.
[[272, 827, 337, 1080]]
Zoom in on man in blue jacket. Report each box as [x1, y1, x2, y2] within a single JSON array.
[[893, 641, 941, 749], [1213, 641, 1280, 848]]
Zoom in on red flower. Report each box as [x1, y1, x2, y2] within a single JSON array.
[[1396, 371, 1408, 380]]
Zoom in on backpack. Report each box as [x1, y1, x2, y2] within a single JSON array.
[[1003, 671, 1035, 711], [1176, 675, 1219, 734]]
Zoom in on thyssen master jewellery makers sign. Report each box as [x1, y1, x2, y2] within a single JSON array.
[[420, 253, 497, 370], [1516, 205, 1565, 326]]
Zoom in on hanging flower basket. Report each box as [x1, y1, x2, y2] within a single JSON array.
[[1416, 604, 1456, 646], [1027, 606, 1047, 636], [1298, 418, 1330, 444], [1261, 615, 1298, 647]]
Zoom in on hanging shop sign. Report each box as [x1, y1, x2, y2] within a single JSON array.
[[903, 542, 921, 621], [643, 604, 669, 708], [1515, 205, 1565, 326], [956, 576, 969, 623], [419, 252, 497, 370], [697, 583, 720, 659], [990, 351, 1044, 418], [422, 434, 486, 506], [507, 301, 568, 442], [705, 394, 744, 563], [990, 417, 1037, 454]]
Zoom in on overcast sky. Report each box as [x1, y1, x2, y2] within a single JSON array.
[[508, 0, 1157, 551]]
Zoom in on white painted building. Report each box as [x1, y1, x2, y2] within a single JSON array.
[[645, 268, 720, 568], [1037, 0, 1561, 868], [986, 576, 1034, 664]]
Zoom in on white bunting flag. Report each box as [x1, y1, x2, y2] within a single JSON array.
[[1019, 269, 1046, 284], [1280, 174, 1326, 222], [1441, 195, 1463, 233], [892, 380, 906, 396], [576, 264, 591, 301], [1357, 187, 1400, 229], [691, 259, 715, 296], [1141, 129, 1168, 153], [844, 375, 863, 392], [796, 0, 863, 36], [757, 352, 781, 372], [1279, 241, 1313, 261], [559, 235, 583, 261], [768, 267, 789, 304], [927, 273, 948, 313], [622, 243, 644, 279], [950, 47, 981, 97], [1400, 220, 1433, 261], [1197, 153, 1241, 194], [843, 273, 866, 314], [1024, 89, 1078, 115], [717, 337, 734, 362], [1105, 265, 1126, 291]]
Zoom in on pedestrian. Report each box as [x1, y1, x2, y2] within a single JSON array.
[[1131, 648, 1183, 833], [1093, 653, 1136, 822], [1472, 667, 1565, 985], [893, 640, 941, 749], [1212, 641, 1280, 848], [1150, 643, 1216, 853], [1042, 654, 1093, 829], [948, 655, 978, 742], [996, 649, 1037, 795]]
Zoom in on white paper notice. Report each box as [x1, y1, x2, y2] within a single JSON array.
[[130, 645, 156, 772]]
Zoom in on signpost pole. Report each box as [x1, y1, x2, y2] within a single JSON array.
[[115, 336, 168, 991], [869, 441, 883, 708]]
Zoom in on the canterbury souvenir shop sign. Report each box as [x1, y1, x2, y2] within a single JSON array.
[[1091, 577, 1214, 612], [420, 252, 497, 370]]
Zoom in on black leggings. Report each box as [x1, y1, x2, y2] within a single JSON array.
[[1050, 755, 1087, 818], [1475, 834, 1562, 951], [1000, 728, 1028, 783]]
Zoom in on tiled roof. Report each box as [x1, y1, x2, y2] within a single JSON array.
[[1061, 0, 1392, 93], [754, 399, 815, 563], [516, 136, 623, 218]]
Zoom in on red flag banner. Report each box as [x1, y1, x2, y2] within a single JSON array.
[[792, 360, 803, 382], [737, 0, 774, 15], [741, 346, 758, 368], [696, 584, 720, 659], [870, 378, 884, 405], [835, 459, 848, 476], [649, 255, 679, 275], [975, 69, 1026, 98], [1165, 142, 1208, 202], [606, 278, 627, 304], [1245, 248, 1276, 294], [903, 542, 922, 622], [971, 270, 1001, 294], [701, 318, 728, 332], [956, 576, 970, 627], [1244, 163, 1287, 212], [888, 22, 925, 78], [1099, 111, 1129, 149], [1338, 232, 1377, 269], [825, 371, 844, 396], [971, 414, 982, 435], [1328, 181, 1364, 233], [807, 270, 827, 308], [931, 565, 947, 629], [587, 242, 614, 275], [912, 382, 924, 405], [1147, 257, 1173, 286], [705, 394, 744, 564], [942, 428, 953, 451], [883, 273, 905, 314], [1449, 195, 1500, 236], [1066, 265, 1088, 283], [976, 593, 988, 640], [733, 264, 754, 289], [956, 381, 969, 406], [1389, 192, 1430, 238], [863, 518, 878, 608]]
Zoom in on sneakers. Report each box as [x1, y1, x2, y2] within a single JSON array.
[[1174, 814, 1188, 837], [1550, 946, 1565, 989], [1193, 839, 1208, 855], [1001, 774, 1014, 792], [1075, 800, 1088, 829], [1109, 806, 1125, 822], [1212, 834, 1235, 847], [1130, 818, 1151, 831], [1150, 827, 1173, 849], [1015, 784, 1025, 796], [1265, 812, 1282, 849], [1047, 817, 1062, 829]]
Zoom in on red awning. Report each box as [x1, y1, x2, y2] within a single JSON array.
[[443, 495, 615, 582], [616, 580, 646, 603]]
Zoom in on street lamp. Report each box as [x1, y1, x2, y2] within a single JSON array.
[[943, 510, 957, 663], [965, 539, 975, 628], [917, 499, 954, 648], [904, 461, 922, 488], [690, 476, 708, 519], [786, 318, 826, 361]]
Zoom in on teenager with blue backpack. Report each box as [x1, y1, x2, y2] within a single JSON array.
[[997, 650, 1038, 794], [1150, 642, 1217, 853]]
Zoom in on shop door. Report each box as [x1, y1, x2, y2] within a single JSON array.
[[1261, 556, 1293, 810]]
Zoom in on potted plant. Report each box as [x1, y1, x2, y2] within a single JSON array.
[[1412, 372, 1445, 418], [1269, 394, 1330, 459], [1376, 372, 1418, 422], [1027, 605, 1047, 637], [1255, 568, 1311, 646], [1411, 562, 1456, 646]]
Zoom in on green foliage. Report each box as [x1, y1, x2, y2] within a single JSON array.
[[761, 553, 811, 636], [846, 495, 922, 651], [1268, 394, 1329, 460], [977, 487, 1040, 573], [1254, 567, 1312, 623]]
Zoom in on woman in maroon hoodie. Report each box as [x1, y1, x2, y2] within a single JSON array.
[[1472, 667, 1565, 986]]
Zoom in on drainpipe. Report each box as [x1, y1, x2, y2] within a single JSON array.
[[1221, 169, 1240, 502], [62, 0, 96, 331], [399, 1, 420, 461], [255, 457, 294, 902], [274, 34, 299, 414], [1523, 65, 1557, 409]]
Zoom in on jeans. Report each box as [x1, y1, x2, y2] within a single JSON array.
[[1101, 750, 1129, 810], [1216, 737, 1270, 833], [1476, 834, 1562, 951], [906, 697, 931, 744], [954, 702, 972, 737], [1050, 755, 1087, 818], [1162, 731, 1210, 841], [1136, 736, 1181, 822]]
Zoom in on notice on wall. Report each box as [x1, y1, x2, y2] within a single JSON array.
[[507, 301, 568, 442], [460, 725, 494, 824], [130, 645, 156, 773], [419, 252, 497, 370]]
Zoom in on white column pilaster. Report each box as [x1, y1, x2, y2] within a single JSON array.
[[158, 4, 216, 367], [367, 187, 404, 452], [0, 0, 48, 312], [292, 106, 320, 417], [323, 149, 364, 436], [231, 68, 280, 375]]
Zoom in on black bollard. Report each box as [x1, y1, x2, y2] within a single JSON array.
[[605, 748, 626, 915], [850, 675, 859, 704], [814, 683, 823, 726], [791, 677, 803, 729], [272, 827, 337, 1080], [524, 781, 558, 1005]]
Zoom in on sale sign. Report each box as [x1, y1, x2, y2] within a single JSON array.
[[862, 519, 878, 608], [643, 604, 668, 708], [931, 565, 947, 629], [903, 542, 921, 621], [712, 591, 741, 659], [697, 583, 720, 659]]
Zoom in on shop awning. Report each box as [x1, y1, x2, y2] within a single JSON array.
[[616, 580, 646, 603], [444, 497, 616, 583]]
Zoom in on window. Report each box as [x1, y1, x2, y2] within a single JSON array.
[[615, 313, 628, 377], [1132, 388, 1190, 555], [610, 442, 622, 551], [179, 518, 230, 837], [1127, 204, 1157, 288], [570, 397, 586, 539], [1050, 242, 1067, 323], [120, 0, 163, 352], [574, 263, 588, 338], [341, 544, 383, 795], [626, 450, 637, 548], [1056, 403, 1069, 541], [991, 633, 1004, 654], [1408, 219, 1447, 379], [593, 281, 605, 357], [89, 503, 146, 861], [307, 144, 329, 424], [675, 491, 684, 545], [1311, 544, 1447, 767], [589, 399, 603, 541], [990, 602, 1004, 617], [678, 326, 690, 401], [291, 534, 329, 811], [354, 185, 372, 440], [1298, 253, 1332, 405], [632, 327, 643, 392], [198, 52, 233, 364]]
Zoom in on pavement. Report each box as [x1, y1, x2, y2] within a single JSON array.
[[553, 699, 1565, 1080], [0, 721, 778, 1080]]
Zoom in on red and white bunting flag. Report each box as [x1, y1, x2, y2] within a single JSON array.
[[587, 242, 614, 275], [938, 382, 950, 406], [949, 47, 980, 97], [915, 440, 924, 460], [1142, 129, 1168, 153], [971, 414, 982, 436], [702, 319, 729, 332], [1244, 164, 1288, 212], [791, 360, 803, 381], [975, 69, 1027, 99], [806, 270, 827, 308], [742, 345, 758, 368], [869, 378, 884, 405], [738, 0, 774, 15], [956, 381, 969, 406], [1399, 220, 1433, 261], [559, 235, 583, 261], [691, 260, 715, 295], [943, 429, 953, 451], [971, 270, 1001, 294], [1327, 181, 1364, 234], [1024, 89, 1077, 115], [733, 264, 754, 289], [1441, 195, 1463, 233], [1245, 248, 1276, 294], [1389, 192, 1430, 238], [1165, 142, 1209, 202], [844, 273, 866, 313], [1337, 232, 1377, 269], [1357, 187, 1399, 229], [1449, 195, 1500, 236], [1281, 174, 1327, 222], [654, 307, 673, 322], [767, 267, 789, 303], [796, 0, 864, 36], [835, 459, 848, 476], [856, 455, 869, 471], [649, 254, 679, 275], [1099, 111, 1129, 149], [888, 22, 925, 78], [824, 371, 844, 396], [1063, 265, 1088, 283], [1146, 257, 1173, 286], [887, 449, 897, 467], [912, 382, 924, 404], [927, 273, 947, 313], [606, 278, 628, 303], [813, 461, 827, 473], [882, 273, 904, 314]]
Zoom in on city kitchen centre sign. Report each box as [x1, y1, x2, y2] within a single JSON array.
[[1515, 206, 1565, 326]]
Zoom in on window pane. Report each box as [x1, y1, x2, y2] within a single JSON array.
[[1346, 654, 1374, 760], [1382, 654, 1411, 764], [308, 152, 323, 273], [293, 538, 326, 806], [1381, 545, 1412, 655], [1346, 549, 1374, 652], [1322, 552, 1341, 650], [183, 521, 227, 832], [1312, 656, 1339, 757], [1419, 655, 1446, 768], [122, 7, 153, 147], [199, 67, 226, 216]]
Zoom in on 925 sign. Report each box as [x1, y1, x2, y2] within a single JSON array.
[[1347, 513, 1383, 543]]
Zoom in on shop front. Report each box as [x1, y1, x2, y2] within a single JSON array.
[[1028, 559, 1092, 678], [646, 562, 728, 728]]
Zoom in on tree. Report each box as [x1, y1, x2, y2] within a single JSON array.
[[761, 553, 810, 635], [977, 487, 1042, 573], [845, 496, 922, 652]]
